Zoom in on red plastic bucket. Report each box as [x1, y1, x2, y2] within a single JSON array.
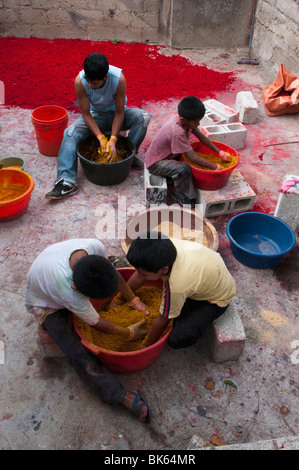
[[31, 105, 68, 156], [181, 141, 239, 190], [0, 168, 35, 222], [73, 268, 171, 374]]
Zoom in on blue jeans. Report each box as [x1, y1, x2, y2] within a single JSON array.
[[56, 108, 151, 184]]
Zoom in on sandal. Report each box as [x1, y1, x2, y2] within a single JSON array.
[[131, 390, 152, 424]]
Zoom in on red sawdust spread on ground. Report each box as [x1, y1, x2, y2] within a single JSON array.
[[0, 37, 237, 111]]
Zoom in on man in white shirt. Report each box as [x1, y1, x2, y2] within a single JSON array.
[[25, 238, 151, 424]]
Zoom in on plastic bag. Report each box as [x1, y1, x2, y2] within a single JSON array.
[[263, 64, 299, 116]]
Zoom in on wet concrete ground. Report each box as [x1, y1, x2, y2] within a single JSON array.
[[0, 48, 298, 450]]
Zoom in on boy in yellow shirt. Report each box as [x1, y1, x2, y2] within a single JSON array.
[[126, 232, 236, 348]]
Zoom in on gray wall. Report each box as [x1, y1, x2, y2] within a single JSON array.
[[252, 0, 299, 80], [0, 0, 254, 47], [171, 0, 254, 49]]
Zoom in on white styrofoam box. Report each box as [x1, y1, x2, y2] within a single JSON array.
[[144, 167, 168, 207], [195, 169, 256, 217], [203, 99, 239, 123], [274, 174, 299, 234], [201, 122, 247, 149], [235, 91, 259, 124]]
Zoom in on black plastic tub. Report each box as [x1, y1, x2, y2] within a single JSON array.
[[77, 134, 135, 186]]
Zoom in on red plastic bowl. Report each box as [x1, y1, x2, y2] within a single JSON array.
[[73, 267, 171, 374], [181, 141, 239, 190], [0, 168, 35, 222]]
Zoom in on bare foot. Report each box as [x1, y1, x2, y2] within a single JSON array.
[[122, 390, 151, 424]]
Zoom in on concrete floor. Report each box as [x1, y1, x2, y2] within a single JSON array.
[[0, 48, 299, 451]]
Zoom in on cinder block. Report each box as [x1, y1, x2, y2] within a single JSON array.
[[235, 91, 259, 124], [204, 299, 246, 362], [195, 169, 256, 217], [144, 167, 168, 207], [274, 174, 299, 235], [203, 99, 239, 123], [200, 111, 226, 126], [201, 122, 247, 149], [37, 325, 64, 358]]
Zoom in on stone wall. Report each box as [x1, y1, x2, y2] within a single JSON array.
[[252, 0, 299, 81], [1, 0, 254, 47], [0, 0, 171, 43]]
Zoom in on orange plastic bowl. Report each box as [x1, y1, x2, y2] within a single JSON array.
[[181, 141, 239, 190], [0, 168, 35, 222], [73, 268, 171, 374]]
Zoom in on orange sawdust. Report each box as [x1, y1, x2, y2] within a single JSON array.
[[76, 286, 170, 352], [185, 151, 237, 170], [0, 183, 27, 202]]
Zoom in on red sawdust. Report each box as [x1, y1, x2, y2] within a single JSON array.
[[0, 37, 238, 111]]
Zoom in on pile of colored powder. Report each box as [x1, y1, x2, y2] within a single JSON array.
[[184, 151, 238, 170], [0, 183, 27, 202], [76, 286, 170, 352], [0, 37, 238, 111]]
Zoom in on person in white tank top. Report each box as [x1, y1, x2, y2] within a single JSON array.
[[46, 53, 150, 199]]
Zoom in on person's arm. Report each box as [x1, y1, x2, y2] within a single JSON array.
[[191, 127, 232, 162], [107, 73, 126, 162], [144, 315, 170, 347], [93, 316, 146, 341], [126, 270, 147, 291], [185, 148, 222, 170], [74, 75, 103, 138], [116, 271, 149, 315]]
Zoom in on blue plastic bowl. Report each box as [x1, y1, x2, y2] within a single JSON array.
[[226, 212, 296, 269]]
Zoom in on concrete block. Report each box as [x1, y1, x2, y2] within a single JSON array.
[[274, 174, 299, 235], [203, 99, 239, 123], [235, 91, 259, 124], [37, 325, 64, 358], [200, 110, 226, 126], [144, 167, 168, 207], [204, 299, 246, 363], [195, 169, 256, 217], [201, 122, 247, 149]]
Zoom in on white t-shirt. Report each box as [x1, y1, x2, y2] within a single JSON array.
[[25, 238, 106, 326]]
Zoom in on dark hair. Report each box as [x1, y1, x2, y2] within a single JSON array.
[[178, 96, 206, 120], [83, 53, 109, 81], [127, 231, 177, 273], [72, 255, 118, 299]]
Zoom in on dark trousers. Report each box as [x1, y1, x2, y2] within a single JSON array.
[[169, 299, 228, 349], [42, 309, 126, 404]]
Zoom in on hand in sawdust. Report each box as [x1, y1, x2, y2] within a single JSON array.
[[98, 135, 108, 152], [215, 164, 224, 171], [107, 295, 125, 310], [127, 319, 147, 341], [107, 139, 117, 162], [219, 150, 232, 162]]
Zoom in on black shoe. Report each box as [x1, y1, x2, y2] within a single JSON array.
[[171, 192, 195, 208], [45, 178, 77, 199], [132, 156, 144, 169]]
